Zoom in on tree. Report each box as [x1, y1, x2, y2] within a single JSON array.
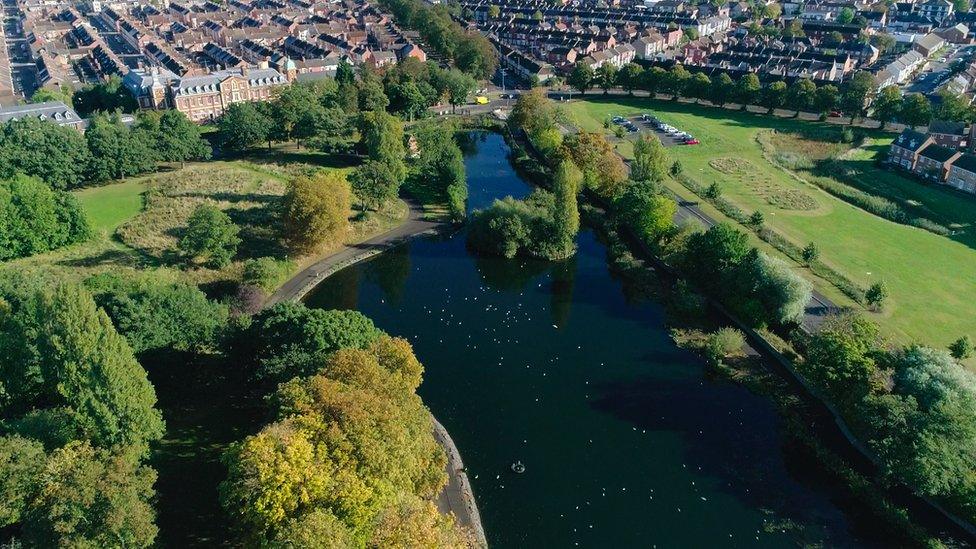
[[950, 336, 974, 360], [0, 117, 92, 189], [415, 122, 467, 220], [666, 65, 691, 98], [802, 242, 819, 264], [641, 66, 667, 96], [0, 282, 165, 449], [488, 4, 500, 17], [0, 174, 91, 261], [952, 0, 970, 12], [631, 133, 669, 182], [0, 435, 45, 527], [865, 280, 889, 310], [596, 63, 618, 94], [86, 273, 228, 354], [786, 79, 817, 116], [30, 84, 73, 106], [454, 33, 498, 80], [899, 93, 932, 129], [744, 251, 813, 325], [71, 75, 137, 117], [138, 109, 211, 164], [683, 223, 751, 291], [218, 102, 272, 151], [350, 160, 399, 211], [814, 84, 839, 115], [877, 346, 976, 496], [736, 73, 761, 108], [360, 110, 406, 184], [837, 6, 855, 23], [710, 73, 735, 106], [549, 160, 581, 259], [687, 73, 712, 103], [762, 81, 788, 113], [178, 204, 240, 268], [283, 171, 352, 254], [804, 313, 883, 405], [749, 210, 765, 227], [568, 62, 594, 95], [872, 85, 902, 129], [336, 59, 356, 86], [870, 33, 896, 53], [840, 71, 874, 122], [562, 131, 627, 199], [933, 89, 970, 122], [85, 114, 158, 182], [443, 69, 476, 112], [615, 180, 677, 244], [619, 63, 644, 95], [670, 160, 683, 176], [236, 301, 381, 384]]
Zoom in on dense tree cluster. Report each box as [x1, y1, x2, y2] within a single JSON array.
[[468, 160, 580, 259], [0, 174, 91, 260], [0, 277, 164, 547], [221, 306, 474, 546], [682, 224, 812, 326], [801, 314, 976, 515], [0, 110, 209, 189], [234, 301, 381, 385], [178, 204, 241, 269], [85, 273, 228, 354]]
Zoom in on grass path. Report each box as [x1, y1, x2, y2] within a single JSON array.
[[569, 97, 976, 349]]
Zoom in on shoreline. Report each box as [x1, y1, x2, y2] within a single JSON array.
[[268, 197, 488, 545]]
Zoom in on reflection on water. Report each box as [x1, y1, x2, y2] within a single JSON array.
[[304, 132, 872, 548]]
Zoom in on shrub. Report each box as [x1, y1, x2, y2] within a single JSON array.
[[282, 171, 351, 254], [242, 257, 294, 292], [865, 281, 888, 310], [706, 327, 745, 362], [950, 336, 973, 360]]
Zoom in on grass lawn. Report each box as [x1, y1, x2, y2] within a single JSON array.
[[74, 179, 147, 235], [568, 96, 976, 350]]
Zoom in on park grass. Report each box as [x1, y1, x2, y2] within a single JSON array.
[[568, 96, 976, 350], [74, 179, 147, 235], [4, 158, 405, 292]]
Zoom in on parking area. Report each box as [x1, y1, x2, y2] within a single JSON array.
[[609, 113, 699, 147]]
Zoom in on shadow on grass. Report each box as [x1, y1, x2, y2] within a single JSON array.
[[145, 350, 265, 548]]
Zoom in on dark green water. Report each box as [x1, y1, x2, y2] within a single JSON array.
[[305, 132, 869, 547]]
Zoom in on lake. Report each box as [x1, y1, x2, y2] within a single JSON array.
[[304, 131, 871, 547]]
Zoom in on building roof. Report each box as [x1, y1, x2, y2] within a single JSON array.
[[0, 101, 82, 126], [918, 142, 958, 162], [929, 119, 966, 135], [893, 128, 931, 151], [951, 152, 976, 173]]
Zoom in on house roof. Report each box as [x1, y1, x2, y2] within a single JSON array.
[[0, 101, 82, 126], [951, 152, 976, 174], [893, 128, 931, 152], [918, 142, 958, 162], [929, 119, 966, 135]]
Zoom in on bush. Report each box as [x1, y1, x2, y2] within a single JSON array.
[[242, 257, 294, 292], [950, 336, 973, 360], [706, 327, 745, 362], [283, 171, 351, 255]]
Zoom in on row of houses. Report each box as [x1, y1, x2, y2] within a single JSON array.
[[889, 127, 976, 194]]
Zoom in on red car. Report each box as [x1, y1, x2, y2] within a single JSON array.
[[683, 139, 700, 145], [829, 110, 843, 117]]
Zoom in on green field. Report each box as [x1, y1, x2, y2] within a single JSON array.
[[569, 97, 976, 349], [74, 179, 147, 234]]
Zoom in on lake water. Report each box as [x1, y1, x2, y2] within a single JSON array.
[[304, 131, 870, 547]]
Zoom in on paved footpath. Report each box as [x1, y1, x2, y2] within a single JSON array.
[[267, 198, 440, 305], [266, 199, 488, 546]]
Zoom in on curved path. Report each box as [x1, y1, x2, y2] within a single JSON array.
[[266, 198, 488, 546], [267, 198, 440, 306]]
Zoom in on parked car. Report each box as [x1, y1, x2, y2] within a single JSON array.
[[683, 139, 700, 145], [829, 110, 842, 118]]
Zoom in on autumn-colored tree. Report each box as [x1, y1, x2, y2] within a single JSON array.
[[283, 172, 351, 254]]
